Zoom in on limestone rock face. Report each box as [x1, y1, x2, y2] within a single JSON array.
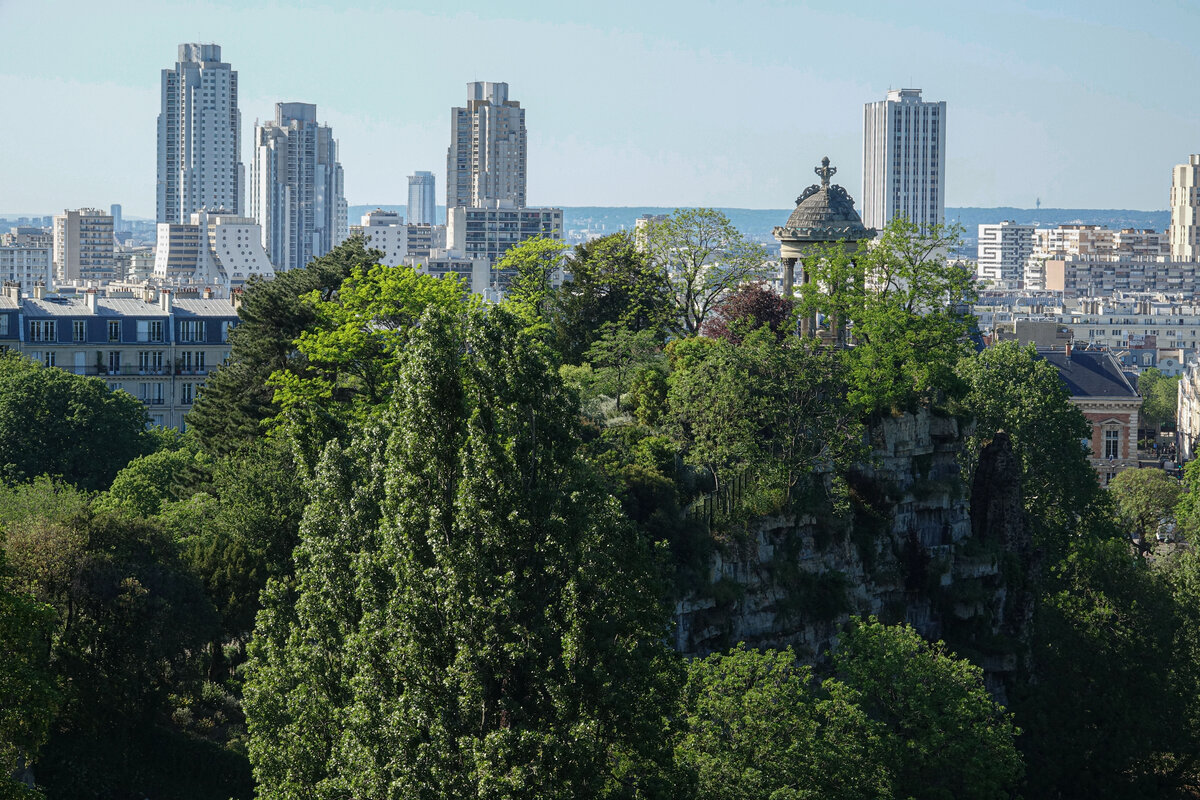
[[674, 409, 1032, 688]]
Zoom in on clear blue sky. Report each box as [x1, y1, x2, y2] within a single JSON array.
[[1, 0, 1197, 218]]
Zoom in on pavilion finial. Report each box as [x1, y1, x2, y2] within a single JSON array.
[[815, 156, 836, 189]]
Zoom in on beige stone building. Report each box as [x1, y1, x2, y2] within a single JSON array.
[[53, 208, 114, 284]]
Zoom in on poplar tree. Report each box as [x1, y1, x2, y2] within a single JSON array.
[[245, 304, 679, 799]]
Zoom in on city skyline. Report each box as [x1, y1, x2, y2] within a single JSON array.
[[2, 0, 1199, 217]]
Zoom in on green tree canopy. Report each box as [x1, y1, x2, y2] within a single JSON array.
[[245, 303, 679, 798], [676, 643, 889, 800], [551, 232, 672, 363], [268, 261, 472, 454], [955, 341, 1103, 553], [1137, 367, 1181, 431], [186, 234, 383, 453], [800, 218, 976, 413], [833, 618, 1023, 800], [642, 208, 771, 335], [0, 549, 58, 800], [0, 353, 150, 491], [1108, 467, 1181, 542]]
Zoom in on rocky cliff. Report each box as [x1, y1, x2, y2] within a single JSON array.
[[674, 408, 1033, 687]]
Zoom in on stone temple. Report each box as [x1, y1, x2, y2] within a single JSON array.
[[772, 157, 875, 338]]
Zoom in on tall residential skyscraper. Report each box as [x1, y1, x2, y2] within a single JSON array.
[[408, 171, 437, 225], [446, 82, 527, 209], [157, 43, 244, 223], [862, 88, 946, 231], [251, 102, 348, 271], [1170, 155, 1200, 261]]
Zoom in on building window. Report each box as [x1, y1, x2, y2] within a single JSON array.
[[29, 320, 56, 342], [107, 320, 121, 342], [1104, 429, 1120, 460], [181, 383, 194, 405], [140, 382, 164, 405], [137, 320, 164, 343], [138, 351, 164, 373], [180, 320, 206, 342], [108, 351, 121, 374], [73, 320, 85, 341]]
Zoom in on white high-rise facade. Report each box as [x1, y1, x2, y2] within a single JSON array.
[[251, 102, 348, 271], [862, 88, 946, 231], [447, 82, 527, 209], [976, 222, 1035, 287], [1170, 155, 1200, 261], [157, 43, 244, 223], [408, 171, 437, 225]]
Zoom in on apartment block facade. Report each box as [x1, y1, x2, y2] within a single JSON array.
[[0, 286, 239, 429], [862, 88, 946, 231], [447, 204, 562, 265], [977, 221, 1035, 286], [53, 209, 114, 283], [154, 210, 274, 288], [252, 102, 347, 271], [446, 82, 527, 210], [157, 43, 244, 223]]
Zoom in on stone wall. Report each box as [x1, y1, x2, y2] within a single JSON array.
[[674, 408, 1031, 687]]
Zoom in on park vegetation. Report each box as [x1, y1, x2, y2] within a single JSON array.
[[2, 213, 1200, 798]]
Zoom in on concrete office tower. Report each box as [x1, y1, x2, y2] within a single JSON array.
[[251, 102, 348, 271], [862, 88, 946, 231], [110, 204, 123, 233], [53, 208, 114, 283], [408, 171, 437, 225], [157, 44, 244, 223], [1171, 155, 1200, 260], [446, 82, 527, 209], [977, 221, 1035, 287]]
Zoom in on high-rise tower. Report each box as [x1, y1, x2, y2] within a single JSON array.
[[446, 82, 527, 210], [1170, 155, 1200, 261], [251, 102, 348, 271], [157, 43, 244, 223], [862, 88, 946, 231], [408, 171, 437, 225]]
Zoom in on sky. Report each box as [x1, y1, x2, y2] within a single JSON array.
[[1, 0, 1198, 218]]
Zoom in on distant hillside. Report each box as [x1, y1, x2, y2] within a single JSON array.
[[349, 204, 1172, 245]]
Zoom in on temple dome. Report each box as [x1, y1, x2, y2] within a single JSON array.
[[774, 157, 873, 243]]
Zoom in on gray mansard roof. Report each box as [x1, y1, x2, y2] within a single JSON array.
[[1038, 349, 1140, 399]]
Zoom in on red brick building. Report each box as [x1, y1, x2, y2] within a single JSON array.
[[1040, 347, 1142, 484]]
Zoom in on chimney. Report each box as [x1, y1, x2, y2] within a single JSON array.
[[1065, 341, 1072, 360], [202, 286, 212, 300], [33, 283, 45, 300], [143, 285, 157, 304], [85, 289, 97, 313], [159, 288, 172, 313]]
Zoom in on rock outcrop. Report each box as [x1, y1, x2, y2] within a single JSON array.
[[674, 409, 1032, 688]]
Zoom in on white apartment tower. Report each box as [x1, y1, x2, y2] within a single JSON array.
[[447, 82, 527, 209], [251, 102, 348, 271], [1170, 155, 1200, 261], [157, 43, 244, 223], [408, 171, 437, 225], [976, 221, 1035, 287], [862, 88, 946, 231]]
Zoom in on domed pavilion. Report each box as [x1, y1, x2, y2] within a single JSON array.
[[772, 156, 875, 336]]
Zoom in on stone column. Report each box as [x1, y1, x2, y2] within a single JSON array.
[[781, 257, 796, 298]]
